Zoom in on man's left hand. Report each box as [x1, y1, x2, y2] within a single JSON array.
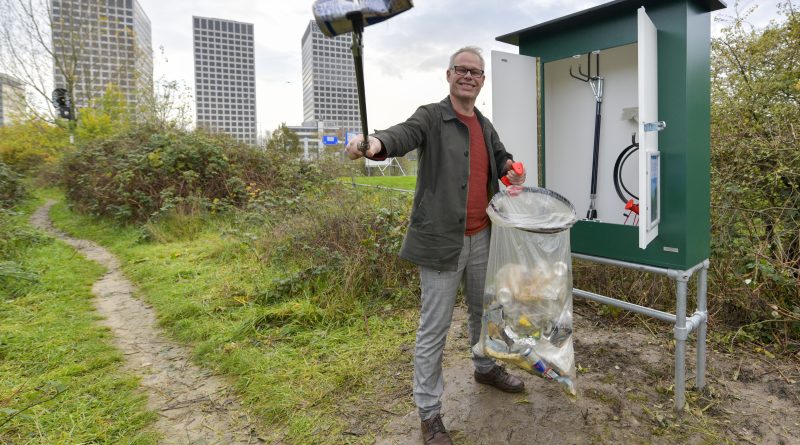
[[505, 160, 526, 185]]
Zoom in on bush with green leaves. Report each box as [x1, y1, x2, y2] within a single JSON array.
[[0, 121, 70, 174], [709, 5, 799, 341], [61, 125, 329, 223]]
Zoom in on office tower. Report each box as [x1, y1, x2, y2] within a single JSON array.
[[192, 16, 257, 145], [0, 74, 25, 126], [50, 0, 153, 109], [301, 20, 360, 136]]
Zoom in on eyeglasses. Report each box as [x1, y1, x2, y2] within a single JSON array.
[[451, 65, 485, 77]]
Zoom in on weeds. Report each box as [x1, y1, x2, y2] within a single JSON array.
[[45, 185, 418, 443], [0, 208, 46, 298], [260, 187, 416, 315], [0, 162, 27, 208]]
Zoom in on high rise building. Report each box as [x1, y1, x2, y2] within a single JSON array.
[[301, 20, 360, 136], [192, 16, 257, 145], [0, 74, 25, 126], [50, 0, 153, 109]]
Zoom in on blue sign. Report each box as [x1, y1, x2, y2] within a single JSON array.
[[323, 135, 339, 145]]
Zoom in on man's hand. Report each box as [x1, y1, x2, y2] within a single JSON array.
[[345, 135, 382, 160], [504, 159, 526, 185]]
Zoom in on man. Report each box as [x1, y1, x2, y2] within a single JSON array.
[[345, 46, 525, 445]]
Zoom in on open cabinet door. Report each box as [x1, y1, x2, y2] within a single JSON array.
[[638, 7, 660, 249], [492, 50, 539, 186]]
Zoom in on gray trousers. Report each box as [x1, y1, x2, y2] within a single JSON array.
[[414, 228, 495, 421]]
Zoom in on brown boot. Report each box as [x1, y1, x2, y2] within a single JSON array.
[[474, 365, 525, 393], [420, 414, 452, 445]]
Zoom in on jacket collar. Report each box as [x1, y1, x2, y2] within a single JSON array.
[[439, 96, 485, 123]]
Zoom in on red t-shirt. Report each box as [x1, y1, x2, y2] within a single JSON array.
[[455, 110, 490, 235]]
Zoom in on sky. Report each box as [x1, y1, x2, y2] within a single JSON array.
[[135, 0, 788, 137]]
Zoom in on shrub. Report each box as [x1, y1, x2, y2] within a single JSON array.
[[61, 125, 330, 223], [709, 7, 799, 341], [0, 121, 70, 174]]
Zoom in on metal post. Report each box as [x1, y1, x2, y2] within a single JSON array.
[[673, 273, 689, 411], [572, 254, 709, 412], [695, 261, 709, 390]]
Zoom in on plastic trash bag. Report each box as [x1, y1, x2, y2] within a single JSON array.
[[474, 187, 579, 395]]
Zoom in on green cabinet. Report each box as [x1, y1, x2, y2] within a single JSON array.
[[496, 0, 725, 269]]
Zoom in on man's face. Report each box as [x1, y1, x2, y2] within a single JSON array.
[[447, 51, 485, 102]]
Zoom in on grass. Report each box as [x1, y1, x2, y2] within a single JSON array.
[[45, 189, 419, 444], [0, 194, 158, 444], [339, 175, 417, 191]]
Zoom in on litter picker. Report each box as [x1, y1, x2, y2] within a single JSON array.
[[312, 0, 414, 154], [569, 51, 603, 220]]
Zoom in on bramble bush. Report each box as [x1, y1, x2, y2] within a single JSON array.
[[61, 125, 327, 223]]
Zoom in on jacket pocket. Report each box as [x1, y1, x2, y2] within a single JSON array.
[[400, 225, 462, 271], [410, 192, 428, 228]]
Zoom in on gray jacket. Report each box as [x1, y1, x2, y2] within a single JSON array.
[[374, 96, 514, 271]]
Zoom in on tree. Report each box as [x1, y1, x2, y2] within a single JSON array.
[[0, 0, 60, 121], [138, 78, 194, 131], [710, 2, 799, 319], [266, 123, 302, 155], [134, 47, 194, 131], [74, 84, 130, 142], [0, 0, 153, 122]]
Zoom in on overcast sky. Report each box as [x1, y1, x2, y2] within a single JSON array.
[[134, 0, 787, 136]]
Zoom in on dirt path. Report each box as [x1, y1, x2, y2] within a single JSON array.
[[375, 305, 800, 444], [31, 201, 261, 444]]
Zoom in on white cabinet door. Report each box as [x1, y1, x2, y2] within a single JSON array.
[[491, 50, 539, 186], [638, 7, 660, 249]]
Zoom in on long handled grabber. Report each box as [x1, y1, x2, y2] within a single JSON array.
[[312, 0, 414, 155], [569, 51, 603, 220]]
